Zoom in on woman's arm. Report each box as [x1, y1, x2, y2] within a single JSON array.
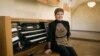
[[66, 21, 71, 42], [67, 21, 71, 37], [45, 42, 52, 54], [47, 42, 51, 49], [44, 23, 53, 54], [46, 23, 53, 49]]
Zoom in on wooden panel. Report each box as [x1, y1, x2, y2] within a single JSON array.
[[0, 16, 13, 56], [12, 18, 49, 23], [37, 0, 60, 6], [49, 0, 60, 5], [63, 4, 70, 12], [37, 0, 48, 4]]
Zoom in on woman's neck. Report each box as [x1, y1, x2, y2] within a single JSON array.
[[55, 19, 62, 21]]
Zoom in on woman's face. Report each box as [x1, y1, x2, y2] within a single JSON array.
[[55, 11, 64, 21]]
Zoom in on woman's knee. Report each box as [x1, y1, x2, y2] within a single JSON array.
[[58, 45, 70, 56], [66, 46, 77, 56]]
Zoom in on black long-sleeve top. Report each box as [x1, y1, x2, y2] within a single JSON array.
[[46, 20, 71, 47]]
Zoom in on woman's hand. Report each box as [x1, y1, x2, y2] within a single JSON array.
[[66, 41, 72, 47], [44, 49, 52, 54]]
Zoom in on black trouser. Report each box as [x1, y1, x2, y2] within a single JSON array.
[[51, 45, 77, 56]]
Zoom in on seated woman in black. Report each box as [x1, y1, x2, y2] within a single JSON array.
[[45, 8, 77, 56]]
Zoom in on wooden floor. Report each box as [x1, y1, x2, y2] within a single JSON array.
[[35, 39, 100, 56], [70, 39, 100, 56]]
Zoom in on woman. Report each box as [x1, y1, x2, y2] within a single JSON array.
[[45, 8, 77, 56]]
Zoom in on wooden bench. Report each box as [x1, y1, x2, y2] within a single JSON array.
[[35, 52, 60, 56], [34, 44, 60, 56]]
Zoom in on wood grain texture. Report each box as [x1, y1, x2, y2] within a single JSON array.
[[0, 16, 13, 56]]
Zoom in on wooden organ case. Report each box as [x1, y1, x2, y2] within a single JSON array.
[[0, 16, 50, 56]]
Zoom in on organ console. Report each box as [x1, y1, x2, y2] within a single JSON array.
[[12, 22, 48, 54], [0, 16, 51, 56]]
